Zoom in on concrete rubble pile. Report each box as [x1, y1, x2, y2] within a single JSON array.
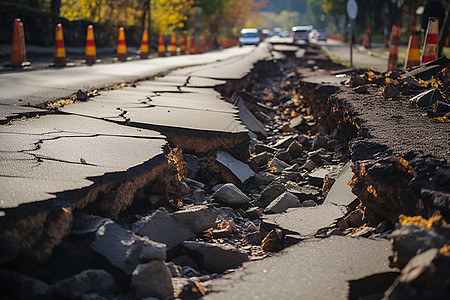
[[1, 43, 449, 300]]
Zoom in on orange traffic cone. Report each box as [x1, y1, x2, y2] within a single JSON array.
[[179, 31, 187, 54], [10, 19, 29, 67], [53, 23, 66, 66], [387, 25, 401, 71], [85, 25, 96, 64], [117, 27, 127, 61], [404, 33, 420, 70], [170, 32, 177, 56], [422, 17, 439, 64], [198, 36, 204, 54], [157, 31, 166, 57], [140, 29, 149, 59], [188, 32, 196, 54]]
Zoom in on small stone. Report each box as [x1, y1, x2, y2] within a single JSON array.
[[245, 231, 263, 245], [283, 163, 300, 173], [183, 154, 200, 178], [251, 151, 271, 167], [183, 241, 249, 273], [134, 210, 195, 251], [382, 85, 400, 98], [308, 148, 332, 165], [256, 182, 287, 208], [140, 240, 167, 262], [254, 171, 277, 186], [289, 115, 305, 129], [51, 269, 116, 299], [264, 192, 302, 214], [245, 221, 258, 232], [246, 207, 264, 219], [337, 218, 350, 230], [311, 133, 329, 150], [212, 183, 250, 208], [287, 141, 305, 158], [132, 261, 174, 299], [300, 160, 316, 171], [261, 228, 283, 252], [76, 89, 88, 101], [302, 200, 317, 207], [345, 210, 364, 228], [183, 178, 205, 189], [267, 157, 291, 173], [166, 262, 183, 277], [172, 205, 217, 234], [275, 150, 293, 164], [353, 85, 368, 93], [348, 74, 369, 87], [272, 135, 298, 149]]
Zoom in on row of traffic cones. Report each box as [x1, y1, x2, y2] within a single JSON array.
[[9, 21, 153, 67], [157, 32, 197, 57], [9, 20, 226, 68]]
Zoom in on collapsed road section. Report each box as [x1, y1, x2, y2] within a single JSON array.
[[0, 40, 449, 300]]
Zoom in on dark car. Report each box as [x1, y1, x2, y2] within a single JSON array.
[[292, 25, 313, 42]]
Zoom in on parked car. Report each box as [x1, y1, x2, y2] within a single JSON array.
[[239, 28, 261, 46], [314, 29, 328, 41], [273, 27, 283, 36], [292, 25, 313, 42], [260, 29, 272, 40]]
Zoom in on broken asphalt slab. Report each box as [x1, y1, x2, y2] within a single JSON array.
[[0, 114, 167, 263], [264, 205, 347, 238], [206, 236, 394, 300], [0, 46, 257, 110], [324, 161, 357, 206]]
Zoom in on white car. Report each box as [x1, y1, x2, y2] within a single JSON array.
[[239, 28, 261, 46]]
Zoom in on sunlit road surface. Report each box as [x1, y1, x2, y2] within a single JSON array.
[[317, 39, 389, 72], [0, 46, 256, 106]]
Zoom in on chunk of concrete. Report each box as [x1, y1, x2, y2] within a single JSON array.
[[389, 224, 450, 268], [257, 182, 287, 208], [236, 98, 268, 138], [264, 192, 302, 214], [324, 162, 357, 206], [50, 269, 116, 299], [134, 210, 195, 251], [172, 205, 218, 234], [385, 248, 450, 299], [140, 240, 167, 262], [212, 183, 250, 208], [132, 261, 174, 299], [216, 151, 255, 183], [91, 220, 145, 276], [264, 205, 347, 237], [254, 171, 277, 186], [183, 241, 249, 273]]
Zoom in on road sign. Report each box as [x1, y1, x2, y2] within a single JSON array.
[[347, 0, 358, 20]]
